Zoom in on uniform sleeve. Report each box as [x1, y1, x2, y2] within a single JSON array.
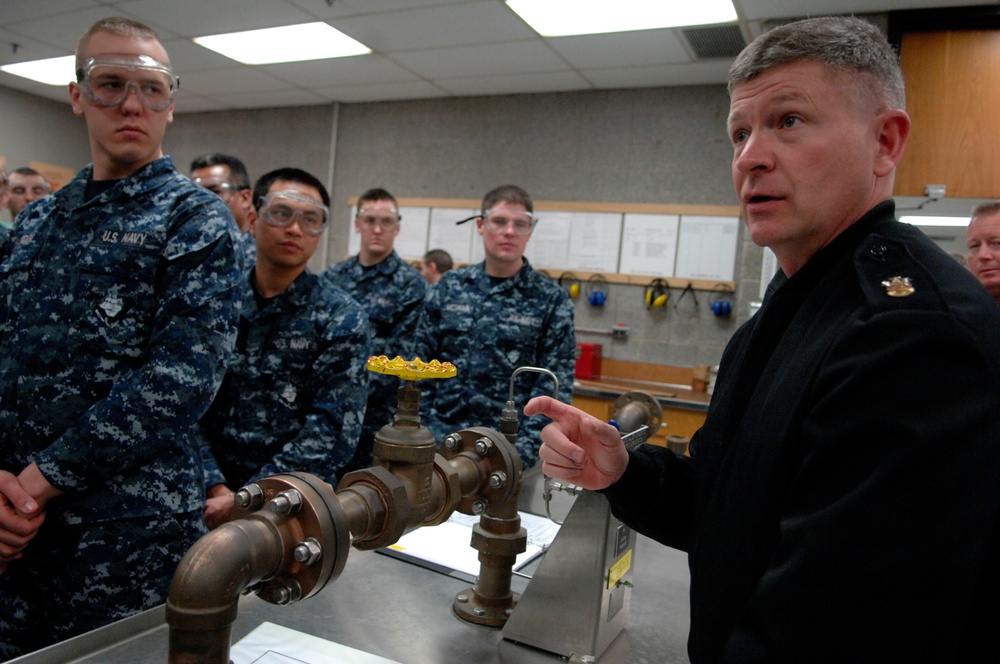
[[33, 201, 243, 492], [723, 309, 1000, 661], [514, 290, 576, 469], [404, 279, 442, 362], [248, 303, 373, 484]]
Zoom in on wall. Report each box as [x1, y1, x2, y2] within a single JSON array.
[[0, 82, 752, 370], [327, 86, 745, 369], [0, 87, 91, 222]]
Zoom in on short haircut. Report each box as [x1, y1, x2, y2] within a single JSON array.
[[423, 248, 453, 273], [76, 17, 162, 70], [252, 168, 330, 210], [481, 184, 533, 215], [356, 187, 398, 217], [971, 201, 1000, 220], [728, 16, 905, 113], [9, 167, 50, 191], [190, 153, 251, 189]]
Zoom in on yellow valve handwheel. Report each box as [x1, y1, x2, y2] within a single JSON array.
[[366, 355, 457, 381]]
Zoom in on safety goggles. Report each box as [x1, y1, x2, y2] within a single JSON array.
[[482, 208, 537, 235], [76, 54, 179, 110], [260, 190, 329, 236], [356, 208, 401, 230], [192, 176, 248, 199]]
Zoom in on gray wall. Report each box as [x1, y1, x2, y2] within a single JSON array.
[[0, 87, 91, 222], [0, 82, 754, 370]]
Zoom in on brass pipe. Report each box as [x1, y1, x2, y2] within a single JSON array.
[[166, 517, 283, 664]]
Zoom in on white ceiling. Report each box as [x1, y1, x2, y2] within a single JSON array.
[[0, 0, 995, 113]]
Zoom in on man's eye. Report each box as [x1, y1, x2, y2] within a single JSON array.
[[96, 78, 124, 91], [732, 129, 748, 144], [780, 116, 801, 128]]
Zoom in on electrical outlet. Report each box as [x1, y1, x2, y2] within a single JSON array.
[[924, 184, 946, 198], [611, 323, 629, 340]]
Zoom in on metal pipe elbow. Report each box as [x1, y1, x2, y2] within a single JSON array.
[[165, 517, 281, 664]]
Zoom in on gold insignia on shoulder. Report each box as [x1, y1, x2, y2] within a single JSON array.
[[881, 276, 915, 297]]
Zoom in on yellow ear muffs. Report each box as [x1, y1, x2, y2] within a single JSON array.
[[644, 278, 669, 309], [559, 272, 581, 299]]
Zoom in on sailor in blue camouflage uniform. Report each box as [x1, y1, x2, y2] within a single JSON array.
[[199, 168, 372, 529], [190, 152, 257, 268], [0, 18, 242, 659], [324, 188, 426, 478], [0, 170, 10, 249], [408, 185, 575, 470]]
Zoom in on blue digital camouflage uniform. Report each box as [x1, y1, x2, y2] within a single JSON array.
[[198, 270, 372, 488], [408, 258, 575, 470], [0, 157, 243, 657], [239, 229, 256, 267], [324, 251, 426, 473]]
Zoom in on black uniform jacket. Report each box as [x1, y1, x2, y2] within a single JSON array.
[[604, 201, 1000, 663]]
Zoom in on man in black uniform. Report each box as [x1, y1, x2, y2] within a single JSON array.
[[527, 16, 1000, 663]]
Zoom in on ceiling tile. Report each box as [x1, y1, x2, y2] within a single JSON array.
[[547, 28, 693, 69], [395, 40, 568, 79], [259, 53, 422, 88], [1, 0, 102, 25], [176, 66, 306, 96], [332, 2, 535, 52], [112, 0, 316, 37], [735, 0, 995, 21], [583, 60, 736, 89]]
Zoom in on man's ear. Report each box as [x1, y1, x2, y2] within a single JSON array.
[[874, 109, 910, 177], [69, 82, 85, 117]]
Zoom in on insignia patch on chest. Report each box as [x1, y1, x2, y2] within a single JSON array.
[[97, 294, 126, 324]]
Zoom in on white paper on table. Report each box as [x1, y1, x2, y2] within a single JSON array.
[[230, 621, 402, 664], [379, 510, 560, 579]]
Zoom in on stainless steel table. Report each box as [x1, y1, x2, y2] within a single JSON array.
[[11, 472, 692, 664]]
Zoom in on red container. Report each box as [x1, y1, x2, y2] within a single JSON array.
[[575, 343, 603, 380]]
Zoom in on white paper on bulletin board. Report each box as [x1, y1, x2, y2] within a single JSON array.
[[566, 212, 622, 272], [526, 211, 572, 269], [618, 213, 680, 276], [347, 216, 361, 256], [674, 216, 739, 281], [428, 208, 477, 264], [395, 206, 430, 260]]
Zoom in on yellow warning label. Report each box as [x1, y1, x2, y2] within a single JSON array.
[[607, 549, 633, 589]]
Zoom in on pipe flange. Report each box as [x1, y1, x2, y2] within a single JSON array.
[[438, 427, 521, 515], [251, 473, 351, 602]]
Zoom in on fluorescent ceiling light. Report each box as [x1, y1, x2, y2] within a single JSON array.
[[1, 55, 76, 86], [900, 216, 970, 228], [194, 22, 370, 65], [506, 0, 738, 37]]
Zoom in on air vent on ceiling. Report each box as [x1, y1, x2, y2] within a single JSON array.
[[682, 24, 747, 59]]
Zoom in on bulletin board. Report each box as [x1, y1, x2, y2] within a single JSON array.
[[347, 197, 742, 291]]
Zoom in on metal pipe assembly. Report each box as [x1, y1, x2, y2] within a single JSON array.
[[165, 359, 527, 664]]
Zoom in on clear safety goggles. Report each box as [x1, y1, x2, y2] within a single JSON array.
[[260, 190, 329, 236], [76, 54, 179, 110], [192, 176, 248, 199], [356, 207, 401, 230], [482, 208, 537, 236]]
